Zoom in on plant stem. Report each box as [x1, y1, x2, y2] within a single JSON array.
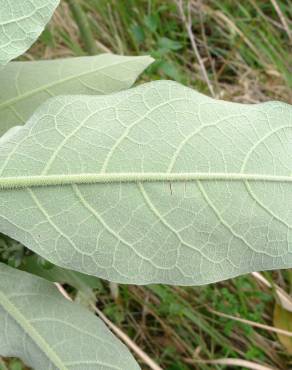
[[66, 0, 98, 55]]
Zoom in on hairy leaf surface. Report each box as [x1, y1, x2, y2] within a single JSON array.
[[0, 263, 139, 369], [0, 54, 153, 135], [0, 0, 59, 65], [0, 81, 291, 285]]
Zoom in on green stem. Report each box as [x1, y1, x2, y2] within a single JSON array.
[[66, 0, 98, 55]]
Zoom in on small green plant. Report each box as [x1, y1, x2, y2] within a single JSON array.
[[0, 1, 291, 369]]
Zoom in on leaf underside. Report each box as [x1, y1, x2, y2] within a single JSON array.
[[0, 54, 153, 135], [0, 263, 139, 370], [0, 80, 291, 285], [0, 0, 59, 65]]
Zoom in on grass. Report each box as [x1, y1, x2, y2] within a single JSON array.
[[1, 0, 292, 369]]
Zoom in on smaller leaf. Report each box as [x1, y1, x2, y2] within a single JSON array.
[[144, 15, 159, 33], [0, 54, 154, 135], [159, 60, 183, 81], [22, 254, 102, 292], [273, 303, 292, 354], [157, 37, 183, 51], [130, 24, 145, 44], [0, 263, 140, 370]]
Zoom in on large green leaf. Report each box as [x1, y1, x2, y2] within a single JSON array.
[[0, 54, 153, 135], [0, 0, 59, 65], [0, 80, 291, 285], [0, 262, 139, 369]]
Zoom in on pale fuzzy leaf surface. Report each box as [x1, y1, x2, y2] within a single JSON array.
[[0, 81, 291, 285], [0, 0, 59, 65], [0, 263, 140, 370], [0, 54, 153, 135]]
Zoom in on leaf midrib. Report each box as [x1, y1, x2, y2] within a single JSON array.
[[0, 58, 145, 110], [0, 172, 291, 190], [0, 289, 68, 370]]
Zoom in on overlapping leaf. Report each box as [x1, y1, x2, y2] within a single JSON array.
[[0, 54, 153, 135], [0, 81, 291, 285], [0, 263, 139, 369], [0, 0, 59, 65], [21, 254, 102, 290]]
